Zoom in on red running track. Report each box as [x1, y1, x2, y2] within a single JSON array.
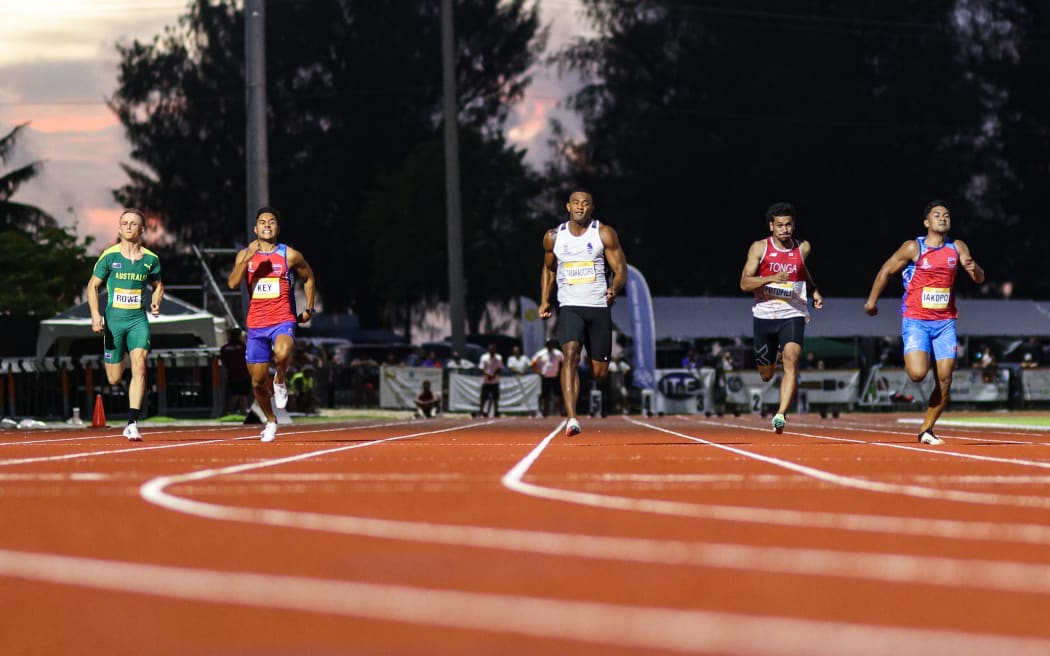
[[3, 413, 1050, 655]]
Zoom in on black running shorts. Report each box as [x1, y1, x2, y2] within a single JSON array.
[[752, 316, 806, 367], [557, 305, 612, 362]]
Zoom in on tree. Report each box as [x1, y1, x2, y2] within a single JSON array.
[[355, 127, 548, 337], [0, 123, 56, 232], [554, 1, 1048, 297], [110, 0, 546, 325], [0, 124, 94, 315]]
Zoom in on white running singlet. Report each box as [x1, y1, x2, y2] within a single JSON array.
[[554, 220, 608, 308]]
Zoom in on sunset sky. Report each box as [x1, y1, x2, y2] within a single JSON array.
[[0, 0, 590, 250]]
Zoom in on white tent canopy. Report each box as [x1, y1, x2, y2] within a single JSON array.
[[36, 293, 226, 357]]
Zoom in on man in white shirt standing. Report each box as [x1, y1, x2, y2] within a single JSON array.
[[531, 339, 565, 417], [477, 343, 504, 417], [506, 345, 531, 375]]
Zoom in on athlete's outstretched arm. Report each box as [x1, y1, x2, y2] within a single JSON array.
[[799, 241, 823, 310], [149, 279, 164, 317], [954, 240, 985, 285], [538, 229, 558, 320], [864, 240, 918, 316], [288, 247, 316, 323], [600, 224, 627, 305], [227, 240, 263, 289]]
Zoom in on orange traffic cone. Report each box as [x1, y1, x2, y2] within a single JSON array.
[[91, 393, 107, 428]]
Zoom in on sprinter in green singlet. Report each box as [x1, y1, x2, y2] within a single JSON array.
[[87, 209, 164, 441]]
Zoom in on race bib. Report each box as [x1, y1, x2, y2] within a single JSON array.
[[112, 288, 142, 310], [563, 261, 597, 285], [252, 277, 281, 299], [763, 282, 795, 300], [921, 287, 951, 309]]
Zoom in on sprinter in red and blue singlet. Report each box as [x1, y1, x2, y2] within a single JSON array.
[[228, 207, 317, 443], [864, 200, 985, 446]]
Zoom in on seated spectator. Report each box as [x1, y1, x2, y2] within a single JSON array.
[[289, 365, 320, 414], [421, 350, 442, 368], [415, 380, 440, 418]]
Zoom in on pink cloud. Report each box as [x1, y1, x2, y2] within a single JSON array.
[[83, 206, 120, 250], [2, 106, 116, 134], [507, 98, 556, 144]]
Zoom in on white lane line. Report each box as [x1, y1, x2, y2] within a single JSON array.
[[0, 419, 419, 467], [134, 419, 1050, 590], [695, 416, 1050, 470], [500, 423, 1050, 548], [754, 416, 1045, 443], [5, 549, 1050, 656], [636, 418, 1050, 509]]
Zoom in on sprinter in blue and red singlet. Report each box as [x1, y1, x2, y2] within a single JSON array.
[[864, 200, 985, 445], [740, 202, 824, 434], [228, 207, 317, 443]]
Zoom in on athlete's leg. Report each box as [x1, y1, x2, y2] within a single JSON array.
[[918, 321, 959, 434], [919, 357, 955, 434], [103, 324, 127, 385], [248, 362, 276, 423], [126, 348, 149, 413], [272, 333, 295, 386], [561, 341, 582, 419], [104, 361, 126, 386], [777, 341, 802, 415], [753, 317, 777, 382], [903, 350, 931, 383]]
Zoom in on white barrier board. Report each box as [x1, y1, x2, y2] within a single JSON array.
[[379, 366, 444, 409], [447, 373, 541, 414]]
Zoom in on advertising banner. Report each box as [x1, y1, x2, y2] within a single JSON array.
[[626, 264, 656, 390]]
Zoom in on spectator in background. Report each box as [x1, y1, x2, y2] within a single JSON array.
[[477, 343, 504, 417], [532, 339, 565, 417], [1019, 337, 1042, 369], [349, 352, 379, 407], [445, 351, 474, 370], [681, 348, 701, 371], [607, 353, 632, 414], [289, 364, 320, 414], [506, 345, 531, 375], [800, 351, 818, 371], [421, 350, 442, 368], [220, 328, 251, 414], [415, 380, 440, 419], [384, 350, 405, 367]]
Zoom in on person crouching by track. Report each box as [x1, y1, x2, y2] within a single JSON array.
[[86, 208, 164, 442], [739, 202, 823, 435], [228, 207, 317, 442], [538, 189, 627, 437]]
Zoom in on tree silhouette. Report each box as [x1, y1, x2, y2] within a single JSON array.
[[110, 0, 546, 324], [0, 123, 95, 315], [554, 0, 1050, 298]]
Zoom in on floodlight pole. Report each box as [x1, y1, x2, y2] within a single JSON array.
[[442, 0, 466, 354], [244, 0, 269, 314]]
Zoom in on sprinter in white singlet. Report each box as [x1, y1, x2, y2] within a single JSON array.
[[539, 190, 627, 437]]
